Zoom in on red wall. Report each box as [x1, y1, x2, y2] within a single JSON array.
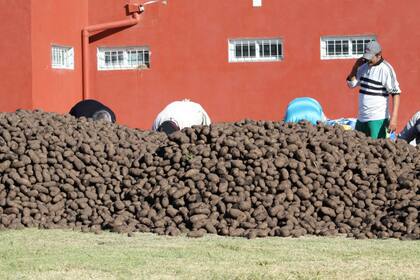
[[0, 0, 32, 111], [87, 0, 420, 129], [31, 0, 87, 113], [0, 0, 419, 131]]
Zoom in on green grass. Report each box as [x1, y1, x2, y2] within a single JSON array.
[[0, 229, 419, 280]]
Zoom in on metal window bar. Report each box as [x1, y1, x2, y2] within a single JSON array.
[[64, 49, 70, 67], [64, 50, 68, 67], [322, 36, 375, 59], [105, 52, 111, 65], [265, 41, 268, 57], [266, 40, 269, 57], [363, 39, 371, 54], [258, 40, 263, 57], [144, 51, 150, 67], [52, 46, 73, 68], [118, 51, 123, 67], [59, 49, 63, 66], [53, 47, 63, 67], [141, 51, 145, 64], [243, 41, 249, 58], [101, 48, 149, 69], [335, 40, 342, 55], [250, 42, 256, 58], [343, 40, 349, 55], [61, 50, 65, 65], [110, 51, 116, 67], [327, 41, 334, 56], [352, 40, 362, 55], [235, 43, 242, 58], [52, 48, 57, 66], [54, 49, 57, 65], [128, 50, 136, 66], [271, 42, 277, 57], [351, 39, 371, 55], [230, 39, 281, 62], [57, 49, 61, 66], [326, 39, 350, 57]]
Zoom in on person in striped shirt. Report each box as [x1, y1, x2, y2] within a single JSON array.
[[346, 41, 401, 139]]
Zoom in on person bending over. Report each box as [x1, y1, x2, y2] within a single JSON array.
[[69, 99, 116, 123], [284, 97, 327, 125], [152, 99, 211, 135]]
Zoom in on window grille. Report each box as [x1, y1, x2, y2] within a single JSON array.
[[97, 47, 150, 70], [51, 45, 74, 70], [228, 38, 283, 62], [320, 36, 376, 59]]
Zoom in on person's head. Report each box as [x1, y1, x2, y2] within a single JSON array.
[[363, 41, 382, 65], [158, 120, 180, 135], [92, 110, 112, 122]]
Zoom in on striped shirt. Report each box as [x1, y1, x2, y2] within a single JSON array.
[[347, 58, 401, 122]]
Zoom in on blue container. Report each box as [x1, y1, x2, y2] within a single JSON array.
[[387, 131, 396, 141]]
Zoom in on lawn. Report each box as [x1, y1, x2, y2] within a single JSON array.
[[0, 229, 419, 280]]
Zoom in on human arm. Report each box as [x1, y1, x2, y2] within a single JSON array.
[[385, 65, 401, 132], [388, 94, 400, 132], [346, 57, 366, 87]]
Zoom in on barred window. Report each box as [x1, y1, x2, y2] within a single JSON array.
[[51, 45, 74, 70], [229, 38, 283, 62], [128, 50, 150, 67], [97, 47, 150, 70], [321, 35, 376, 59]]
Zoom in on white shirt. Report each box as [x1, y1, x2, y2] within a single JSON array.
[[152, 99, 211, 131], [347, 59, 401, 122]]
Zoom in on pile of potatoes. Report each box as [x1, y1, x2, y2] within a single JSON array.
[[0, 110, 418, 239]]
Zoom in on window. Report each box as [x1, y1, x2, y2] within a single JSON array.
[[228, 38, 283, 62], [51, 45, 74, 70], [97, 47, 150, 70], [253, 0, 262, 7], [320, 35, 376, 59]]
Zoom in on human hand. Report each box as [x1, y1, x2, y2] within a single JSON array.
[[355, 57, 367, 67], [388, 118, 398, 132]]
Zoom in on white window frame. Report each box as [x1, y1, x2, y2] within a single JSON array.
[[228, 38, 283, 63], [51, 45, 74, 70], [97, 46, 150, 71], [320, 35, 376, 60]]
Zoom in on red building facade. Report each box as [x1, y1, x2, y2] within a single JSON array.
[[0, 0, 419, 129]]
